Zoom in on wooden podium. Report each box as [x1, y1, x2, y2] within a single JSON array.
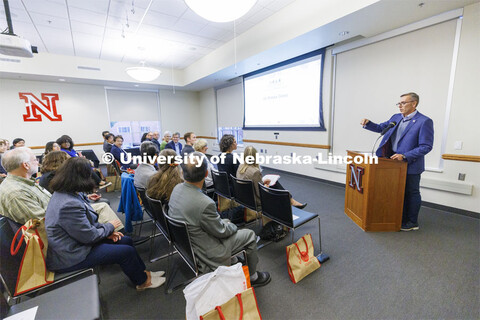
[[344, 150, 407, 232]]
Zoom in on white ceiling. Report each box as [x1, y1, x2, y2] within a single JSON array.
[[1, 0, 296, 69]]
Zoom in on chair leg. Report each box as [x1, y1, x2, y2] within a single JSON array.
[[316, 216, 330, 263]]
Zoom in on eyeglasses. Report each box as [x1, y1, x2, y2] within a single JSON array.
[[396, 101, 415, 106]]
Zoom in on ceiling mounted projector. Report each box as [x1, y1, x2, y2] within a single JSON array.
[[0, 0, 37, 58], [0, 34, 36, 58]]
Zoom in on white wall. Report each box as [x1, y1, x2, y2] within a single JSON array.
[[0, 80, 202, 159], [208, 3, 480, 214]]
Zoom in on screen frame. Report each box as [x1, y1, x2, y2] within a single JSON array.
[[242, 48, 326, 131]]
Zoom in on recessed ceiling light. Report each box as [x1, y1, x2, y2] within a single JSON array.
[[59, 78, 66, 82], [189, 47, 197, 51], [137, 46, 145, 51], [134, 84, 139, 87], [339, 31, 349, 36]]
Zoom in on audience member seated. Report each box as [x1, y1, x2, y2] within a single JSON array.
[[146, 149, 183, 206], [180, 132, 196, 157], [164, 132, 182, 154], [168, 152, 271, 287], [103, 133, 114, 153], [41, 141, 61, 164], [134, 141, 158, 189], [45, 157, 165, 291], [39, 151, 70, 193], [0, 147, 49, 223], [111, 135, 135, 170], [141, 132, 153, 143], [10, 138, 25, 149], [160, 131, 171, 151], [0, 147, 124, 230], [102, 130, 110, 151], [0, 139, 7, 180], [217, 134, 239, 180], [237, 146, 306, 210], [193, 139, 215, 196], [151, 131, 161, 151], [56, 134, 107, 186]]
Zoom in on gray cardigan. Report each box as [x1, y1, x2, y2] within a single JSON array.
[[45, 192, 114, 271]]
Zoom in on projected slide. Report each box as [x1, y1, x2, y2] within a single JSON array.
[[244, 53, 323, 129]]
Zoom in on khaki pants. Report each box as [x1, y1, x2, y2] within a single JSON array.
[[91, 202, 124, 231]]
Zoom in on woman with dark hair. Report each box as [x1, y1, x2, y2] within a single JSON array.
[[56, 135, 80, 158], [45, 157, 165, 291], [147, 149, 183, 204], [56, 134, 107, 187], [10, 138, 25, 149], [140, 132, 153, 143], [217, 134, 239, 179], [40, 141, 61, 164]]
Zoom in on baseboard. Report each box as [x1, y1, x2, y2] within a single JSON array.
[[262, 167, 480, 219]]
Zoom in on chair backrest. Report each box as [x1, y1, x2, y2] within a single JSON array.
[[145, 194, 170, 242], [163, 214, 198, 275], [136, 187, 153, 218], [113, 160, 123, 176], [258, 183, 294, 228], [211, 169, 232, 199], [230, 174, 257, 211], [78, 149, 100, 168], [0, 217, 24, 298]]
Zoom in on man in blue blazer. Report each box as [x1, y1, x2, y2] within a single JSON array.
[[164, 131, 183, 154], [361, 92, 434, 231]]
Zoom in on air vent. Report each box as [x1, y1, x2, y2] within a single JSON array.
[[77, 66, 101, 71], [0, 57, 21, 63]]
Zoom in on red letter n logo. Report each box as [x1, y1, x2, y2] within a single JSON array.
[[19, 92, 62, 122], [348, 164, 365, 193]]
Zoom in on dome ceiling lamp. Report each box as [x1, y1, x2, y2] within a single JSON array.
[[125, 61, 161, 82]]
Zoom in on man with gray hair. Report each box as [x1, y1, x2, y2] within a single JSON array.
[[0, 147, 50, 223], [151, 131, 161, 151], [165, 132, 183, 154], [0, 147, 124, 231], [168, 152, 271, 287], [134, 141, 158, 189]]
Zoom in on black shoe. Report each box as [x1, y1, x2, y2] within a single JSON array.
[[401, 222, 419, 231], [294, 203, 307, 210], [251, 271, 271, 288]]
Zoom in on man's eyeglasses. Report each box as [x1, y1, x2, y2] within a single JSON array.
[[396, 101, 415, 107]]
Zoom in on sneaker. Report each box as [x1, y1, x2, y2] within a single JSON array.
[[401, 222, 419, 231], [150, 271, 165, 277], [136, 276, 165, 291], [251, 271, 271, 288]]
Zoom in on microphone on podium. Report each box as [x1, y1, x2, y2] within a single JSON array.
[[372, 121, 397, 156]]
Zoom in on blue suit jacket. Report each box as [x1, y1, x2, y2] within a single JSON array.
[[164, 141, 183, 154], [365, 111, 434, 174]]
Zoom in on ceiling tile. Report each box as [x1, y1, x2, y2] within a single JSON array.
[[172, 17, 208, 35], [142, 11, 179, 29], [68, 6, 108, 26], [67, 0, 109, 13], [73, 32, 102, 58], [36, 25, 74, 55], [71, 20, 105, 37], [22, 0, 67, 18], [149, 0, 188, 18]]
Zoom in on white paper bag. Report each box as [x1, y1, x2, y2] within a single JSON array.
[[184, 263, 247, 320]]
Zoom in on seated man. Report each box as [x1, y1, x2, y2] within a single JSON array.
[[180, 132, 196, 157], [0, 147, 124, 231], [134, 141, 158, 189], [164, 132, 183, 154], [168, 152, 271, 287]]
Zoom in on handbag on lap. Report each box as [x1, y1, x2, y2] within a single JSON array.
[[200, 287, 262, 320], [286, 233, 320, 283], [10, 218, 55, 295]]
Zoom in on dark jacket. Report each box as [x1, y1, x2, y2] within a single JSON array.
[[165, 141, 183, 154]]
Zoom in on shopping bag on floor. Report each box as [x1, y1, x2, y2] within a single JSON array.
[[10, 218, 54, 295], [200, 287, 262, 320], [286, 233, 320, 283], [184, 264, 248, 320]]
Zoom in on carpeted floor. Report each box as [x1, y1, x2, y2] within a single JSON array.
[[98, 168, 479, 320]]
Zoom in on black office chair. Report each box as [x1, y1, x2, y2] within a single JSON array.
[[0, 217, 94, 306], [163, 214, 199, 294], [258, 183, 328, 261], [230, 174, 262, 225], [211, 169, 233, 200], [78, 149, 100, 168], [145, 195, 177, 263]]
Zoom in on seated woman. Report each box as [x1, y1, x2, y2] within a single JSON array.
[[40, 141, 61, 164], [216, 134, 238, 180], [237, 146, 306, 210], [147, 149, 183, 206], [39, 151, 70, 193], [193, 139, 215, 197], [45, 157, 164, 290], [57, 134, 106, 186], [160, 131, 171, 151]]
